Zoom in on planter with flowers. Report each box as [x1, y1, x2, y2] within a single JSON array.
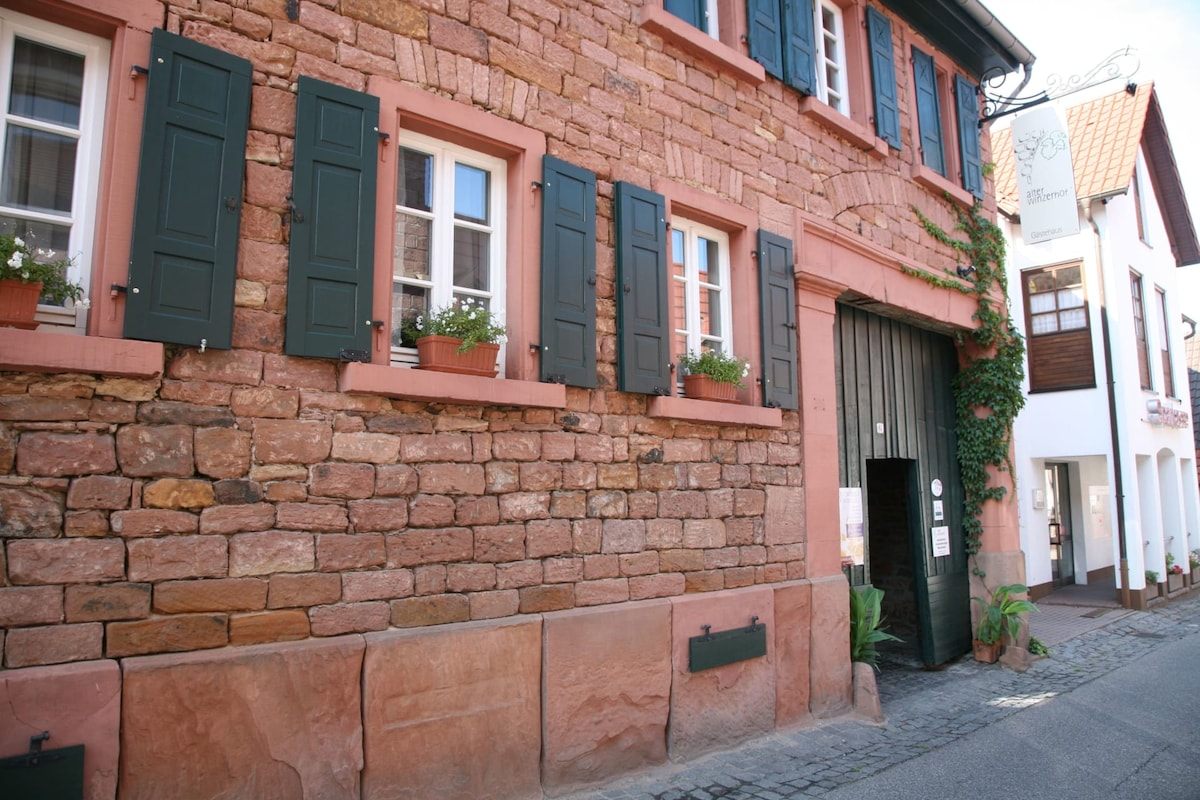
[[1189, 550, 1200, 586], [1166, 554, 1185, 593], [0, 233, 83, 329], [406, 298, 505, 377], [678, 349, 749, 403]]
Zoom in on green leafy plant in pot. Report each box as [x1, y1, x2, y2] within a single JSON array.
[[971, 583, 1035, 663], [849, 585, 901, 670]]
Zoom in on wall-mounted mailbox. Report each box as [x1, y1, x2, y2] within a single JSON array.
[[688, 617, 767, 672], [0, 732, 84, 800]]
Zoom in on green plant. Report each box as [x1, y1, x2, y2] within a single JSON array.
[[1027, 635, 1049, 656], [677, 348, 750, 387], [907, 201, 1025, 560], [849, 585, 901, 669], [0, 232, 83, 304], [404, 297, 505, 353], [972, 583, 1035, 645], [1165, 552, 1176, 569], [1145, 569, 1159, 585], [1189, 550, 1199, 570]]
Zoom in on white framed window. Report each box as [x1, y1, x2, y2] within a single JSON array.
[[670, 217, 732, 372], [815, 0, 848, 113], [0, 9, 108, 328], [391, 131, 507, 366], [664, 0, 721, 39]]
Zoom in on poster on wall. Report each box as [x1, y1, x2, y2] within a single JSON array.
[[840, 487, 864, 566]]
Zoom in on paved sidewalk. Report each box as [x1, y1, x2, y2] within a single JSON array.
[[564, 591, 1200, 800]]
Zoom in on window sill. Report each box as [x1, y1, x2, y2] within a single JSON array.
[[0, 327, 164, 378], [911, 163, 976, 208], [639, 5, 765, 86], [647, 395, 783, 427], [340, 362, 568, 408], [799, 97, 888, 157]]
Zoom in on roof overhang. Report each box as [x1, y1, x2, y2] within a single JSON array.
[[879, 0, 1033, 79]]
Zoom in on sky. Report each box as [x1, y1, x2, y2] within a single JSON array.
[[980, 0, 1200, 317]]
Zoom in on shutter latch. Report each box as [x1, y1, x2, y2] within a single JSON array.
[[285, 195, 304, 223]]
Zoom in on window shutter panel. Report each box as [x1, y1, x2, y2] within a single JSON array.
[[955, 74, 984, 199], [614, 181, 672, 396], [782, 0, 817, 95], [124, 29, 251, 348], [285, 76, 379, 360], [665, 0, 708, 32], [747, 0, 785, 80], [540, 156, 597, 387], [911, 47, 945, 176], [757, 229, 798, 410], [865, 6, 900, 149]]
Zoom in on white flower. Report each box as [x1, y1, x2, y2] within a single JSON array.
[[14, 237, 24, 248], [414, 315, 424, 330], [742, 363, 751, 377], [76, 298, 91, 309], [7, 251, 24, 268]]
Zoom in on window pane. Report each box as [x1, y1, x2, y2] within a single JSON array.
[[1030, 313, 1058, 335], [1056, 265, 1081, 288], [397, 148, 432, 211], [392, 282, 428, 347], [1028, 272, 1055, 294], [1059, 308, 1086, 330], [10, 38, 83, 128], [1057, 286, 1084, 310], [394, 213, 431, 280], [671, 229, 684, 278], [2, 126, 76, 214], [0, 214, 69, 256], [454, 163, 488, 224], [1028, 292, 1056, 314], [698, 236, 720, 285], [700, 286, 721, 337], [453, 226, 489, 290]]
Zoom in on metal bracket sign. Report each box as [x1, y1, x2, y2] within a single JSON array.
[[688, 617, 768, 672], [0, 731, 84, 800]]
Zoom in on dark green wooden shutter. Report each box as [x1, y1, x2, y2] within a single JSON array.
[[540, 156, 597, 387], [747, 0, 784, 80], [757, 229, 798, 410], [124, 29, 250, 348], [665, 0, 707, 32], [614, 182, 671, 396], [865, 6, 900, 149], [782, 0, 816, 95], [911, 47, 945, 176], [285, 76, 378, 360], [955, 74, 984, 199]]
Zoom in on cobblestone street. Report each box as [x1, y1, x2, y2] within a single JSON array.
[[566, 592, 1200, 799]]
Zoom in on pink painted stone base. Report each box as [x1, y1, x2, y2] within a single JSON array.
[[0, 660, 121, 800], [668, 586, 776, 761], [119, 636, 364, 799], [542, 600, 672, 794], [773, 581, 813, 727], [363, 618, 542, 800], [809, 574, 852, 717]]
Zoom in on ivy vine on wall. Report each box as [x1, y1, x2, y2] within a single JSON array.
[[903, 201, 1026, 557]]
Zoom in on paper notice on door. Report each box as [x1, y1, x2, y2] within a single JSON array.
[[933, 500, 944, 521], [931, 525, 950, 558], [839, 487, 864, 565]]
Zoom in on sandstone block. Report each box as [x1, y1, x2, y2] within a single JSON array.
[[629, 572, 685, 600], [0, 585, 63, 626], [111, 508, 198, 537], [154, 578, 268, 613], [229, 609, 310, 645], [0, 660, 121, 800], [229, 531, 314, 576], [268, 572, 342, 608], [194, 427, 252, 478], [668, 587, 776, 761], [126, 535, 227, 582], [106, 613, 228, 658], [65, 583, 151, 622], [119, 637, 363, 798], [773, 581, 812, 727], [316, 533, 386, 571], [385, 528, 472, 567], [142, 479, 216, 510], [542, 601, 671, 793], [331, 432, 400, 463], [115, 425, 194, 478], [17, 432, 115, 477], [601, 518, 646, 553], [808, 574, 851, 718], [496, 560, 543, 590], [518, 584, 574, 613], [231, 384, 299, 419], [0, 485, 64, 538], [254, 419, 332, 464], [765, 485, 805, 545], [8, 539, 124, 585], [66, 475, 133, 510], [199, 503, 275, 534], [362, 619, 540, 800], [342, 569, 414, 602], [263, 354, 337, 391], [374, 464, 418, 496], [311, 462, 376, 499], [136, 401, 235, 427], [309, 601, 390, 635], [5, 622, 103, 667], [574, 578, 629, 606], [474, 524, 525, 563], [389, 594, 469, 627]]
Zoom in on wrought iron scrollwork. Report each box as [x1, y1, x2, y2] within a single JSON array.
[[979, 48, 1140, 126]]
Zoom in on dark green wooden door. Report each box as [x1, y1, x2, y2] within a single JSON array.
[[124, 29, 251, 348], [835, 304, 970, 666]]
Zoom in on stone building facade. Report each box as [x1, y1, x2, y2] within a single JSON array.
[[0, 0, 1027, 796]]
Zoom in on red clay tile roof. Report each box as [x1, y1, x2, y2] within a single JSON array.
[[992, 82, 1200, 266]]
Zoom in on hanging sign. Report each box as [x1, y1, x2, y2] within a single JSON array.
[[1011, 104, 1080, 244]]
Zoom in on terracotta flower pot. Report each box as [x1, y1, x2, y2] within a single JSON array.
[[0, 279, 42, 329], [972, 639, 1001, 664], [415, 335, 500, 377], [682, 373, 739, 403]]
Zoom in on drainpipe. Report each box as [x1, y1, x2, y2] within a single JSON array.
[[1084, 201, 1131, 608]]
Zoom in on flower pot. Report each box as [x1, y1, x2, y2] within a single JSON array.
[[972, 639, 1001, 664], [1167, 572, 1185, 593], [415, 335, 499, 377], [683, 373, 738, 403], [0, 279, 42, 329]]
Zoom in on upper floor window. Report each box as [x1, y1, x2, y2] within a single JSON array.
[[1156, 286, 1174, 398], [664, 0, 720, 37], [815, 1, 848, 113], [909, 43, 983, 200], [671, 217, 732, 381], [391, 133, 507, 366], [1027, 263, 1086, 335], [1021, 262, 1095, 393], [0, 11, 108, 326], [1130, 270, 1151, 390]]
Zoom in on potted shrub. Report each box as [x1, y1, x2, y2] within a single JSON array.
[[1144, 570, 1160, 600], [405, 298, 505, 377], [1166, 554, 1185, 593], [677, 349, 749, 403], [971, 583, 1036, 663], [0, 233, 83, 329], [1189, 550, 1200, 585]]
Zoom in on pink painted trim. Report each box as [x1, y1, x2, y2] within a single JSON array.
[[340, 362, 567, 408], [910, 163, 976, 209], [0, 328, 163, 377], [647, 395, 783, 428], [799, 97, 888, 157], [640, 4, 766, 86]]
